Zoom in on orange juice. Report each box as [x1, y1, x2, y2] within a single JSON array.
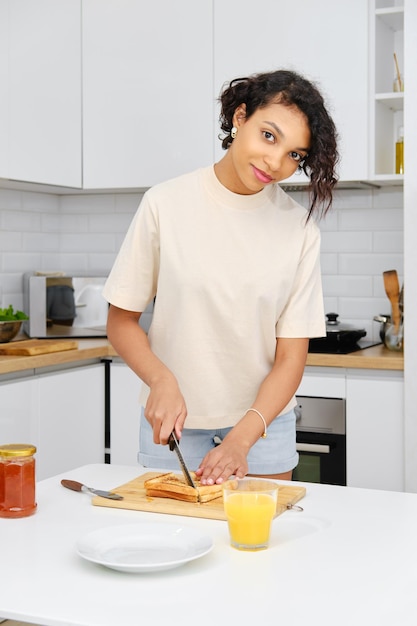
[[224, 492, 276, 549]]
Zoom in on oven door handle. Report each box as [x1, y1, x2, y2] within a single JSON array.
[[296, 442, 331, 454]]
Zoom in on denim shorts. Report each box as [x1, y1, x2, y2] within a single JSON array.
[[138, 408, 298, 475]]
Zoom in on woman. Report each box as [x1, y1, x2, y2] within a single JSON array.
[[103, 69, 339, 486]]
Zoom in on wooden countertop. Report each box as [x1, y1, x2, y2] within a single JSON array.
[[306, 343, 404, 370], [0, 338, 117, 375], [0, 337, 404, 376]]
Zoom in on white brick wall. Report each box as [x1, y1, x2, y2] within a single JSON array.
[[0, 186, 403, 342]]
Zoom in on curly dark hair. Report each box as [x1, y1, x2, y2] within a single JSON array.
[[218, 69, 339, 219]]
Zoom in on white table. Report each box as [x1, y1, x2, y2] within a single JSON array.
[[1, 464, 417, 626]]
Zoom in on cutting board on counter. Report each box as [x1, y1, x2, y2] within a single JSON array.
[[92, 472, 306, 521], [0, 338, 78, 356]]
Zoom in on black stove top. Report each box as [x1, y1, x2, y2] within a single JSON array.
[[308, 339, 383, 355]]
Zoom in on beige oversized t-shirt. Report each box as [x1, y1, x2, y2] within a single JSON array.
[[103, 166, 326, 429]]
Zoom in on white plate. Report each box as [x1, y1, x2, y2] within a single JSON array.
[[76, 522, 214, 573]]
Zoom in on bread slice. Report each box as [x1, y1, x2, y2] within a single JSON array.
[[144, 472, 222, 503]]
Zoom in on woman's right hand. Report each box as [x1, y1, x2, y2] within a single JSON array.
[[144, 375, 187, 445], [106, 304, 187, 445]]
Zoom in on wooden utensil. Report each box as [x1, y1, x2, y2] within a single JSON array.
[[383, 270, 401, 331], [91, 472, 306, 520], [399, 283, 404, 316], [393, 52, 403, 91], [0, 339, 78, 355]]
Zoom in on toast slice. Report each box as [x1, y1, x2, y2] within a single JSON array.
[[144, 472, 223, 504]]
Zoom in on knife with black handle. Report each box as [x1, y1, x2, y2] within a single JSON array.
[[168, 431, 196, 489]]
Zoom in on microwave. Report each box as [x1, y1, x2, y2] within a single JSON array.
[[22, 272, 109, 338]]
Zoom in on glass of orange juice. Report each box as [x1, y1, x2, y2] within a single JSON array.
[[222, 478, 278, 550]]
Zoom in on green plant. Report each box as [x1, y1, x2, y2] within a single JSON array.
[[0, 305, 29, 321]]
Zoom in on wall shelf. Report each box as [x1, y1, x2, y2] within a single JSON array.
[[375, 92, 404, 111], [371, 1, 404, 177], [375, 7, 404, 30]]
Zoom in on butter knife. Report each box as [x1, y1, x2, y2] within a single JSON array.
[[168, 431, 196, 489], [61, 479, 123, 500]]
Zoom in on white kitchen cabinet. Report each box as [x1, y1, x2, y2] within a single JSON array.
[[82, 0, 214, 189], [403, 0, 417, 493], [0, 0, 82, 187], [298, 366, 404, 492], [0, 364, 105, 481], [370, 0, 404, 181], [36, 364, 105, 480], [109, 360, 142, 466], [0, 375, 38, 444], [0, 1, 8, 177], [213, 0, 369, 184], [346, 370, 404, 491], [296, 367, 346, 399]]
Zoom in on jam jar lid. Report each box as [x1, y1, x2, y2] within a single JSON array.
[[0, 443, 36, 457]]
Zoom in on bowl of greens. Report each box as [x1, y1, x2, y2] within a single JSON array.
[[0, 306, 29, 343]]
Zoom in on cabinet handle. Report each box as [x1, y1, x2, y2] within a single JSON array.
[[296, 443, 330, 454]]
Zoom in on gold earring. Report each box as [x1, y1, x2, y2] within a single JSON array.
[[231, 127, 237, 139]]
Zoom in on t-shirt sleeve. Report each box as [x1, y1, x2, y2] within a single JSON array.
[[275, 220, 326, 338], [102, 192, 159, 312]]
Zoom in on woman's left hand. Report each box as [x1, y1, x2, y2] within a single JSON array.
[[195, 439, 249, 485]]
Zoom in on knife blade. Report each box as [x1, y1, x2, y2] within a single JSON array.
[[168, 431, 197, 489], [61, 479, 123, 500]]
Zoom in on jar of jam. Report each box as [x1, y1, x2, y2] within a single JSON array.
[[0, 444, 37, 518]]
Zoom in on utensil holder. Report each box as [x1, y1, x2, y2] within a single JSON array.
[[383, 317, 403, 352]]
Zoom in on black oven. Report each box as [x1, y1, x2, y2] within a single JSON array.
[[293, 396, 346, 486]]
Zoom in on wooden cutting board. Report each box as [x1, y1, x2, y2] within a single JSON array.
[[92, 472, 306, 521], [0, 338, 78, 355]]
